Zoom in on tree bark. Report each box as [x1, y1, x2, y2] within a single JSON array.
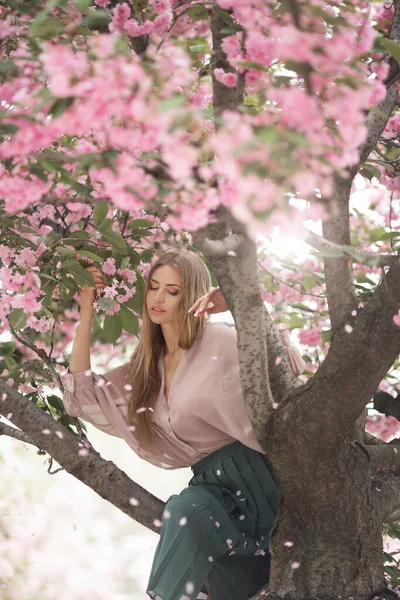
[[0, 383, 165, 533]]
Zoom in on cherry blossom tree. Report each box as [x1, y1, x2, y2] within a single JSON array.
[[1, 0, 400, 598]]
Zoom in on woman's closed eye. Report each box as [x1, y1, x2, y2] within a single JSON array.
[[149, 286, 178, 296]]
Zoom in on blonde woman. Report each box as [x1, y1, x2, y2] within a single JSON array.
[[63, 248, 304, 600]]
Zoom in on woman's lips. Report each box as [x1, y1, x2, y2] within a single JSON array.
[[151, 307, 165, 313]]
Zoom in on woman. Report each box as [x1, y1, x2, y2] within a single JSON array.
[[63, 248, 304, 600]]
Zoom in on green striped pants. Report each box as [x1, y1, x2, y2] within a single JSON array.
[[147, 441, 279, 600]]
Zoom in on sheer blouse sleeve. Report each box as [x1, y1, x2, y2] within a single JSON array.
[[62, 363, 141, 453]]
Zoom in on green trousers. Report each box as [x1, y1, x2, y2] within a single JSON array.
[[147, 441, 279, 600]]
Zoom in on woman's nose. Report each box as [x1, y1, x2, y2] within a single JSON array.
[[155, 289, 165, 302]]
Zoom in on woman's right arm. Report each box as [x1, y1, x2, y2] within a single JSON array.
[[68, 267, 104, 374]]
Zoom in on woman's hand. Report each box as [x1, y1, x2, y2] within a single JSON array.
[[80, 266, 106, 307], [188, 287, 229, 317]]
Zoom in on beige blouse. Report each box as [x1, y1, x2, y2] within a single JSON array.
[[63, 322, 304, 469]]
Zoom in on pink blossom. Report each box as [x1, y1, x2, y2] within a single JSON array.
[[214, 68, 238, 88], [1, 176, 51, 214], [118, 268, 137, 285], [103, 258, 117, 275], [393, 310, 400, 326], [299, 328, 322, 347], [110, 3, 132, 33], [14, 248, 37, 268]]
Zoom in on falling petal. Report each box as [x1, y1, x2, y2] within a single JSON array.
[[284, 541, 294, 547], [179, 517, 187, 526], [129, 497, 139, 506], [185, 582, 194, 594], [153, 519, 162, 527], [55, 431, 64, 439], [291, 561, 300, 569]]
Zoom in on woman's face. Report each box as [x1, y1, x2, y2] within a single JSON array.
[[145, 265, 183, 325]]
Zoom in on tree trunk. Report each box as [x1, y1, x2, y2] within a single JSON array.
[[260, 415, 393, 599]]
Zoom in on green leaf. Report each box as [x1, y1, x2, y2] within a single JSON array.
[[359, 164, 382, 181], [159, 95, 186, 112], [49, 97, 74, 119], [63, 230, 89, 247], [378, 231, 400, 241], [61, 261, 95, 287], [127, 218, 154, 229], [213, 5, 236, 27], [0, 342, 17, 356], [317, 247, 345, 258], [0, 60, 18, 77], [101, 230, 127, 255], [189, 44, 209, 53], [71, 181, 93, 195], [301, 276, 319, 293], [82, 9, 109, 28], [0, 124, 19, 135], [288, 314, 306, 329], [135, 273, 146, 295], [321, 329, 331, 345], [98, 218, 113, 232], [120, 305, 139, 334], [187, 5, 209, 21], [56, 246, 75, 258], [93, 203, 109, 228], [103, 314, 122, 344], [72, 0, 91, 10], [380, 37, 400, 64], [77, 418, 87, 431], [76, 250, 105, 263], [47, 395, 65, 412], [30, 15, 64, 39], [8, 309, 27, 331], [97, 297, 116, 310], [238, 61, 268, 72], [256, 127, 278, 145], [124, 294, 143, 312], [29, 165, 48, 182]]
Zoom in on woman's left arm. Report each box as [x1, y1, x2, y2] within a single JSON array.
[[190, 288, 305, 377]]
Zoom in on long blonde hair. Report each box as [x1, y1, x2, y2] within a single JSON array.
[[128, 248, 212, 444]]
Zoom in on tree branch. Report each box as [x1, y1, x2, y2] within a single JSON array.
[[210, 7, 245, 119], [305, 230, 400, 268], [364, 443, 400, 476], [322, 173, 358, 334], [358, 0, 400, 165], [196, 233, 242, 257], [194, 219, 275, 445], [0, 383, 164, 533], [310, 262, 400, 438], [374, 390, 400, 421], [0, 420, 44, 450], [374, 474, 400, 523]]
